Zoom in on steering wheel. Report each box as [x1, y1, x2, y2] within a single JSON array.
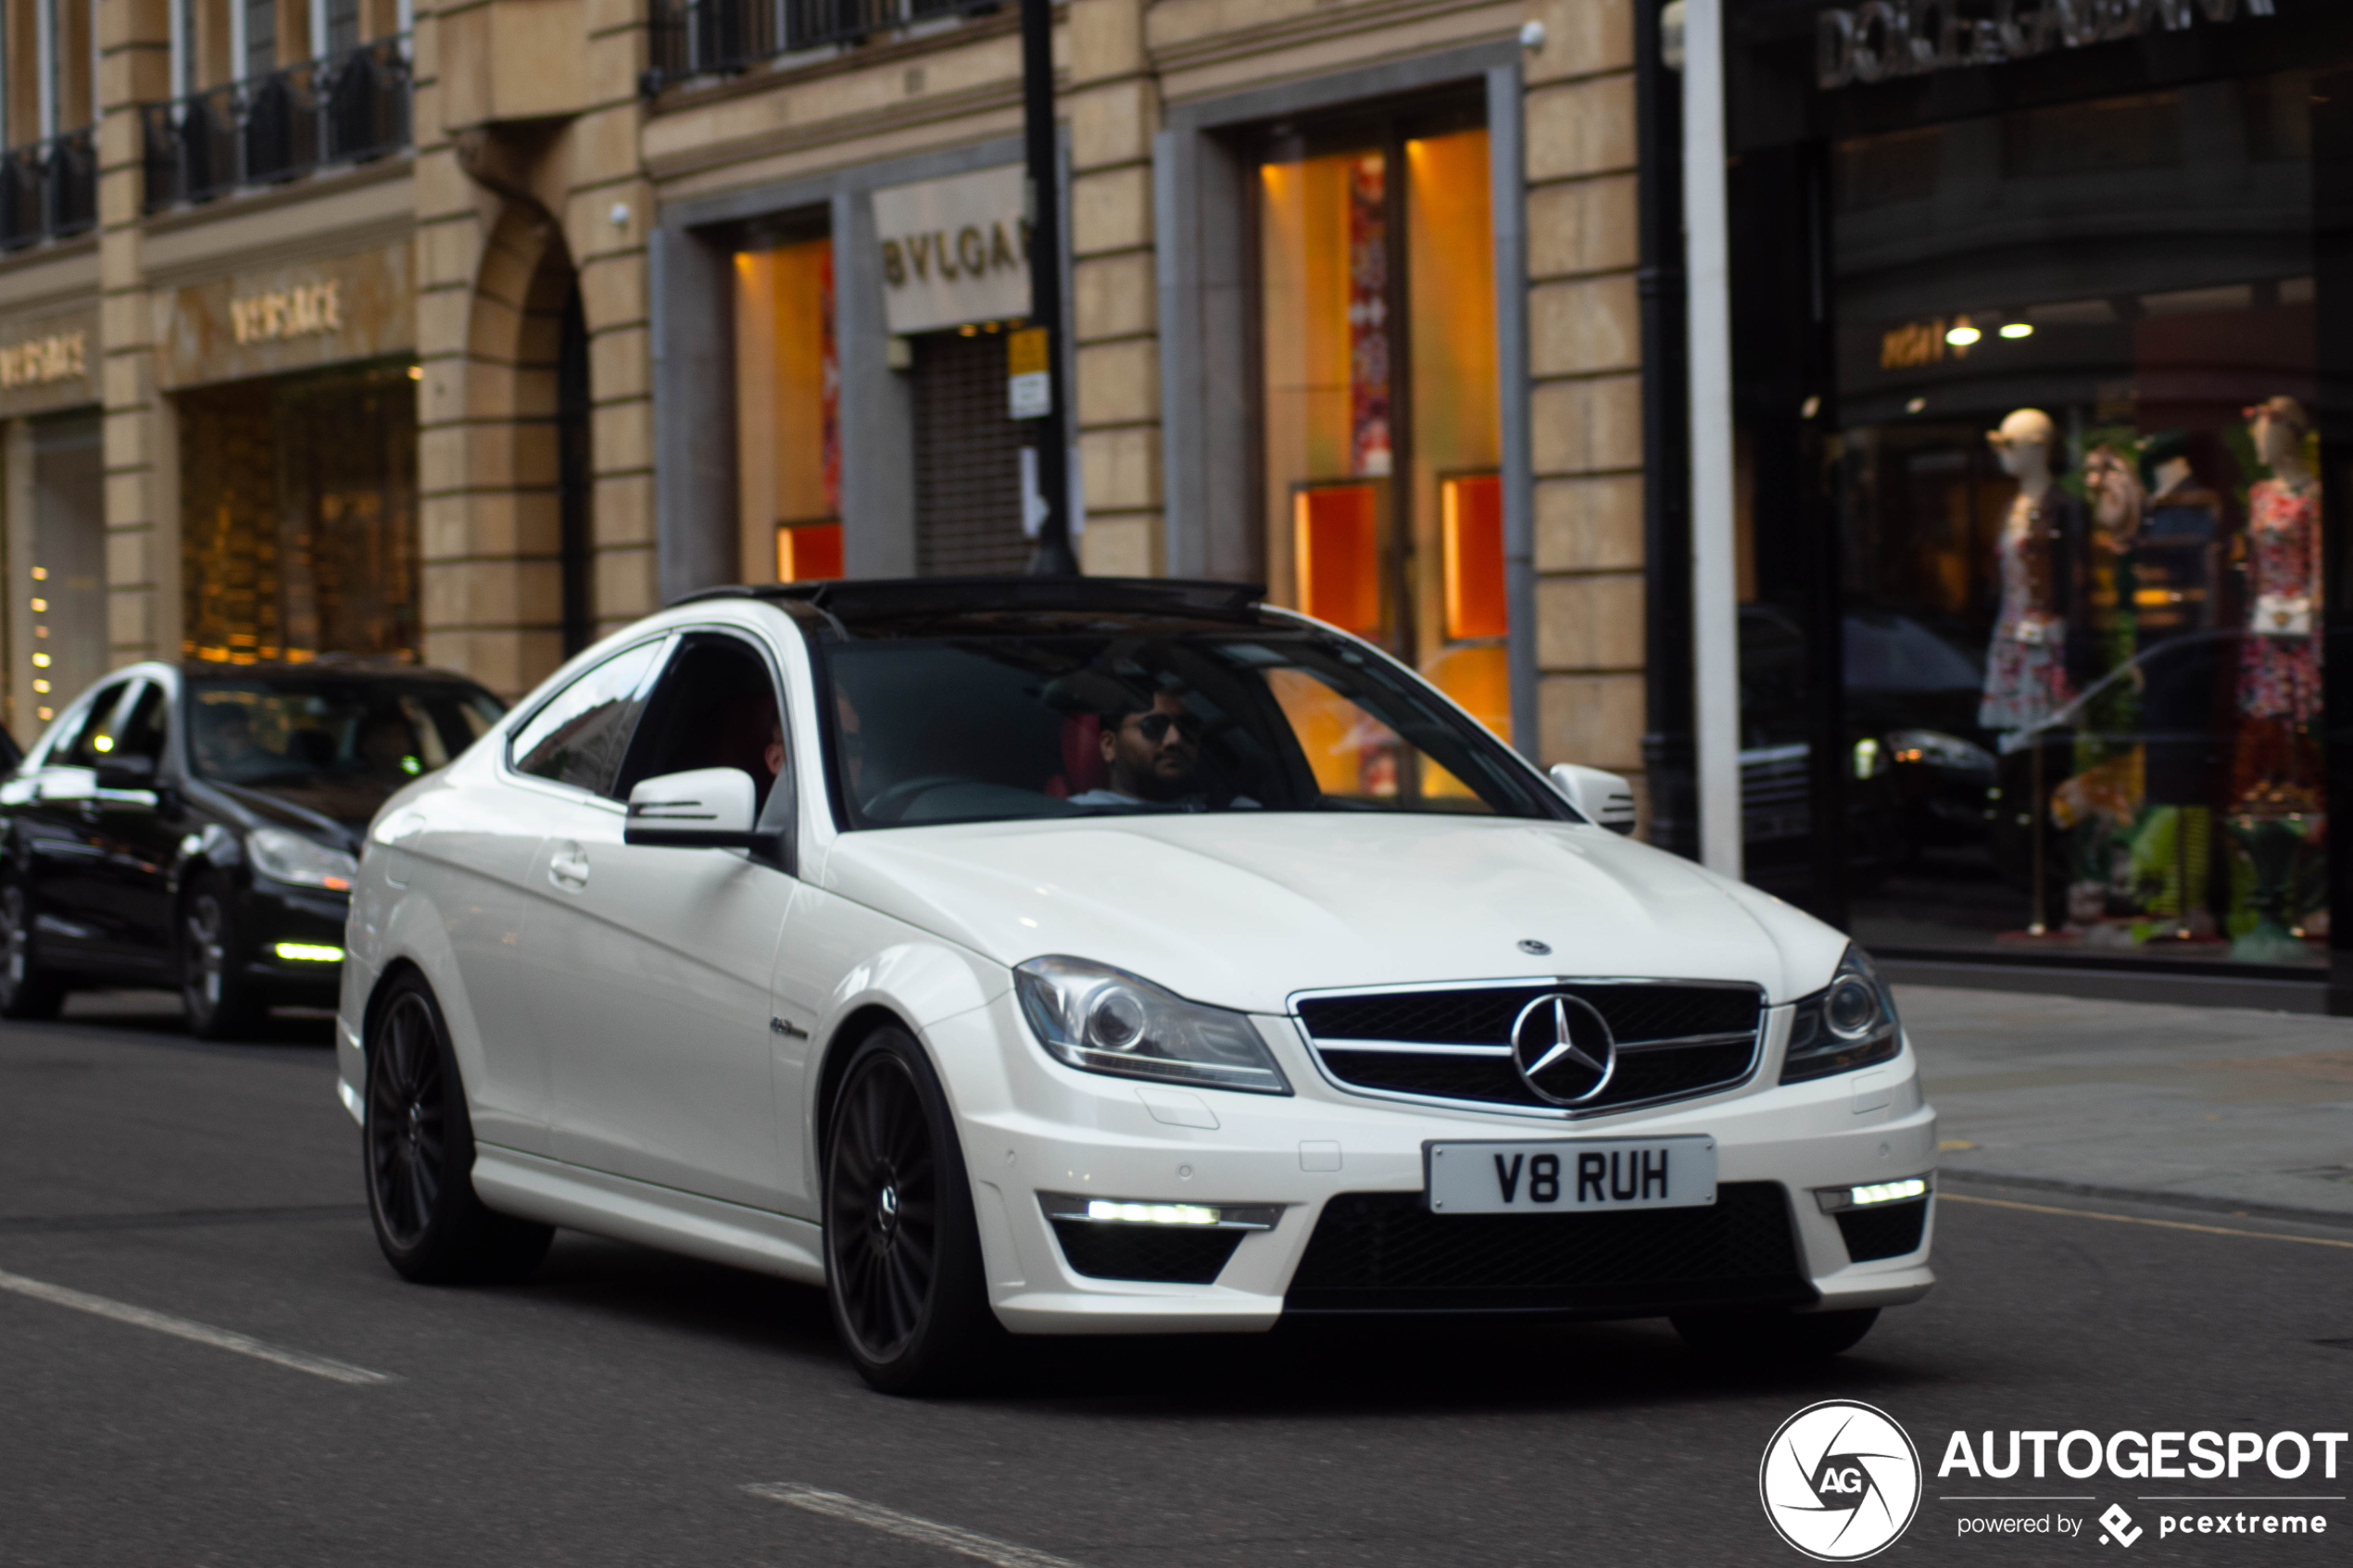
[[862, 773, 980, 822]]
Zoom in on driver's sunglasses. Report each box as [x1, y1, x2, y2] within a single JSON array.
[[1130, 710, 1202, 742]]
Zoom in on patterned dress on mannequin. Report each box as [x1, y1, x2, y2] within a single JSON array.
[[2236, 477, 2322, 721], [1980, 494, 2076, 733]]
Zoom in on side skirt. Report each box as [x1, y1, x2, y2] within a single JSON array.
[[471, 1148, 826, 1286]]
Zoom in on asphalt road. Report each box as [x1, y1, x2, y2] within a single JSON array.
[[3, 997, 2348, 1567]]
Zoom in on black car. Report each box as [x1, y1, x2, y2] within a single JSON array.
[[0, 661, 505, 1035]]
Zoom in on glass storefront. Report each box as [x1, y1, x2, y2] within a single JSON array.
[[29, 411, 105, 727], [1732, 4, 2351, 972], [1253, 101, 1509, 773], [179, 360, 419, 665], [735, 234, 842, 583]]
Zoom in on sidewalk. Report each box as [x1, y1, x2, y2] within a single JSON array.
[[1900, 984, 2353, 1223]]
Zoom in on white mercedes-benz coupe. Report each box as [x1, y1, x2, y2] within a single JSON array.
[[337, 577, 1935, 1390]]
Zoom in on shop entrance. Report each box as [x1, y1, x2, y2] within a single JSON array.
[[912, 325, 1028, 576], [28, 411, 105, 729]]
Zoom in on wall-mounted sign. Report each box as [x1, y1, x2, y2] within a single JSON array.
[[157, 240, 412, 390], [0, 305, 97, 418], [871, 164, 1032, 335], [1880, 316, 1975, 370], [1818, 0, 2275, 92], [230, 282, 343, 345]]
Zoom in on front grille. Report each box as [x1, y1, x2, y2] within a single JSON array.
[[1295, 980, 1763, 1115], [1835, 1198, 1930, 1263], [1051, 1221, 1244, 1285], [1285, 1182, 1811, 1314]]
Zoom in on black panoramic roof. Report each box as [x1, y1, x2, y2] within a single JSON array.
[[678, 575, 1270, 624]]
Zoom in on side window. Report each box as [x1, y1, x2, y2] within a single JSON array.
[[111, 684, 169, 765], [57, 684, 136, 768], [509, 640, 668, 796], [612, 634, 787, 812]]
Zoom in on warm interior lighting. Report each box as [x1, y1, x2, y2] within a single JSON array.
[[776, 523, 844, 583], [1441, 474, 1506, 640], [92, 735, 113, 752], [1999, 322, 2034, 340], [1293, 484, 1381, 635], [31, 653, 49, 667], [1944, 324, 1982, 347], [31, 566, 46, 580], [29, 597, 44, 611]]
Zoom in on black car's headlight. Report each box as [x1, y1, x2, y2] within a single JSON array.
[[1014, 956, 1291, 1096], [1781, 945, 1902, 1083], [247, 826, 359, 892]]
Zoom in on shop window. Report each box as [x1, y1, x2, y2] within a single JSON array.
[[1256, 112, 1504, 751], [179, 362, 419, 666], [735, 234, 839, 583], [1809, 69, 2330, 970]]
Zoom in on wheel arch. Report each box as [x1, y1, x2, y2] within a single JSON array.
[[812, 1002, 917, 1164]]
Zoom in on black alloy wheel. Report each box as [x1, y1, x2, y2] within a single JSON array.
[[363, 973, 552, 1284], [0, 880, 65, 1020], [180, 876, 261, 1040], [824, 1026, 997, 1392], [1672, 1306, 1880, 1362]]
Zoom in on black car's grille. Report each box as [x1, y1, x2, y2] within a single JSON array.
[[1051, 1220, 1244, 1285], [1835, 1198, 1930, 1263], [1294, 981, 1763, 1114], [1285, 1183, 1811, 1314]]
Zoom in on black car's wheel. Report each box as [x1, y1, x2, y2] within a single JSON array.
[[824, 1026, 998, 1393], [0, 879, 66, 1020], [364, 972, 552, 1284], [180, 875, 262, 1040], [1672, 1307, 1880, 1363]]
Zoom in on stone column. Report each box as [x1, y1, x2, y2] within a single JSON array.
[[1521, 0, 1648, 805], [97, 0, 177, 669], [1065, 0, 1160, 576]]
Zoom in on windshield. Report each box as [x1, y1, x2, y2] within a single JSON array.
[[819, 623, 1569, 829], [188, 677, 504, 808]]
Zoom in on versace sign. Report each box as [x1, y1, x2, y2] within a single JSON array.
[[1817, 0, 2276, 92]]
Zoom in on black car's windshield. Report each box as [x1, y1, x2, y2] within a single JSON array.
[[188, 676, 504, 803], [820, 622, 1569, 829]]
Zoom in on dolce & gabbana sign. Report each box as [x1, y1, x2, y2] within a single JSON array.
[[1817, 0, 2275, 91]]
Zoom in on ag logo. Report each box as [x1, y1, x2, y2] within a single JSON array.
[[1759, 1399, 1922, 1561]]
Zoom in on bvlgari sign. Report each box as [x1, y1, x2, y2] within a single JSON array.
[[871, 164, 1032, 336], [1818, 0, 2275, 91]]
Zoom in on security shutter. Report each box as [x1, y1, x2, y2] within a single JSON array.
[[912, 329, 1029, 576]]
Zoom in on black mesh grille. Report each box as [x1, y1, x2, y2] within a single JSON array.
[[1835, 1198, 1929, 1263], [1285, 1183, 1810, 1314], [1051, 1221, 1244, 1285], [1297, 983, 1759, 1047], [1297, 982, 1762, 1112]]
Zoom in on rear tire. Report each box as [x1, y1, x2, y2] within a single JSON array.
[[1672, 1307, 1880, 1362], [181, 876, 263, 1040], [823, 1025, 999, 1393], [364, 972, 552, 1285], [0, 879, 66, 1021]]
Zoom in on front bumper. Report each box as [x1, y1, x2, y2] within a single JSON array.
[[235, 879, 348, 1000], [930, 993, 1938, 1335]]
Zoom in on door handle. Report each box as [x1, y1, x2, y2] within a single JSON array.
[[548, 841, 590, 891]]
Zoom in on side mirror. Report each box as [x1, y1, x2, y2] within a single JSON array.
[[623, 768, 766, 850], [1549, 763, 1639, 835]]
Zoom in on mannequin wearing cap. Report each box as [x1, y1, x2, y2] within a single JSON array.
[[1979, 409, 2077, 734]]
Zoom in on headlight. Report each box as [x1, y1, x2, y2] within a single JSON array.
[[1014, 956, 1291, 1096], [1887, 728, 1994, 771], [247, 826, 359, 892], [1781, 944, 1901, 1083]]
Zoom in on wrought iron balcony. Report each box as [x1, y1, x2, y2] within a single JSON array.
[[644, 0, 998, 94], [142, 34, 411, 212], [0, 129, 96, 249]]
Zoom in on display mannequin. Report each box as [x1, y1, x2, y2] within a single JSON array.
[[2235, 395, 2321, 730], [1980, 408, 2077, 734]]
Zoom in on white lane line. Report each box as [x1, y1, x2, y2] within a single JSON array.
[[0, 1267, 395, 1386], [745, 1483, 1084, 1568]]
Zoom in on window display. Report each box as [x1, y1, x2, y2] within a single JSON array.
[[1824, 69, 2329, 967], [735, 234, 840, 583]]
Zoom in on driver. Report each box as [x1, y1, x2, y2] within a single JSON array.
[[1068, 688, 1254, 809], [195, 704, 271, 779]]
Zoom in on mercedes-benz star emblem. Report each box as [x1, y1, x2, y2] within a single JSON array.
[[1509, 992, 1617, 1105]]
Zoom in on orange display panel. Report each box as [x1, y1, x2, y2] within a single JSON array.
[[1292, 483, 1381, 635], [1441, 473, 1506, 641], [777, 523, 844, 583]]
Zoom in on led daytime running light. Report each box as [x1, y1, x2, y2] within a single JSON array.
[[1087, 1200, 1219, 1226], [1849, 1178, 1927, 1208], [273, 942, 345, 962]]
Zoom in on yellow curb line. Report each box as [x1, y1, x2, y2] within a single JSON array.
[[1942, 1191, 2353, 1249]]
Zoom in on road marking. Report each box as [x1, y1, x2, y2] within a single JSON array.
[[0, 1268, 395, 1386], [745, 1483, 1084, 1568], [1942, 1192, 2353, 1249]]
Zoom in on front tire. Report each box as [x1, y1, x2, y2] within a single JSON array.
[[363, 973, 552, 1284], [181, 876, 263, 1040], [823, 1026, 997, 1393], [1672, 1306, 1881, 1362], [0, 880, 66, 1020]]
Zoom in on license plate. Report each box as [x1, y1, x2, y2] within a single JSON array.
[[1425, 1136, 1718, 1214]]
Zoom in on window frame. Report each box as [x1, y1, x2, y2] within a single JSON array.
[[500, 633, 677, 803]]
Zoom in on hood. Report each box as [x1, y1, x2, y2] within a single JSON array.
[[201, 778, 372, 848], [819, 814, 1848, 1015]]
